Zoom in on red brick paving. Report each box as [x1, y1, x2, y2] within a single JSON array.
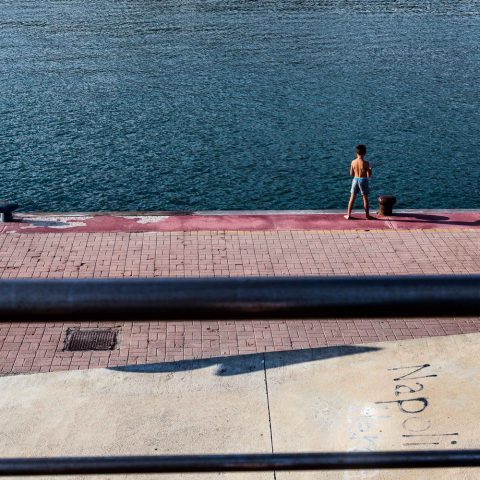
[[2, 229, 480, 279], [2, 319, 480, 376], [1, 225, 480, 376]]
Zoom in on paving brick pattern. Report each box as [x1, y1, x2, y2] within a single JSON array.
[[1, 229, 479, 375]]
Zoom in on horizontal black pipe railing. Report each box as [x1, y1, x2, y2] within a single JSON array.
[[2, 451, 480, 476], [0, 275, 479, 321]]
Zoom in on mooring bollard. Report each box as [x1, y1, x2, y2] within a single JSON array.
[[0, 201, 19, 222], [378, 195, 396, 216]]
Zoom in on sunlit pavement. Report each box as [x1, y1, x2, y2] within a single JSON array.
[[1, 333, 479, 479]]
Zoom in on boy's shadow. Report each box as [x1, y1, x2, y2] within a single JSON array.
[[390, 213, 480, 227]]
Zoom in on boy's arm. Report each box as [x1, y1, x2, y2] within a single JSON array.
[[350, 162, 354, 177], [367, 162, 372, 177]]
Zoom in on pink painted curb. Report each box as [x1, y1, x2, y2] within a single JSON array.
[[1, 211, 480, 234]]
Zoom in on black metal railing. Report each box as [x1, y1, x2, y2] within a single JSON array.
[[2, 451, 480, 476], [0, 274, 479, 321], [0, 274, 479, 475]]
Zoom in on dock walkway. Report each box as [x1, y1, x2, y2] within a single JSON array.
[[1, 210, 479, 376]]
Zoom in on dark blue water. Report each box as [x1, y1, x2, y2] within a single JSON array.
[[1, 0, 479, 212]]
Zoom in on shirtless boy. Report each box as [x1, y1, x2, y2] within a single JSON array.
[[344, 144, 373, 220]]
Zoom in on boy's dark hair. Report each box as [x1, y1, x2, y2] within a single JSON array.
[[355, 144, 367, 156]]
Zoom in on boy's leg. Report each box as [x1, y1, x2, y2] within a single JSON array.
[[363, 195, 372, 219], [345, 193, 356, 219]]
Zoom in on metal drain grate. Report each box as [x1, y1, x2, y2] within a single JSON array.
[[64, 329, 118, 351]]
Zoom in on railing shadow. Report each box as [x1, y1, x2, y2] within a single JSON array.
[[109, 344, 380, 377]]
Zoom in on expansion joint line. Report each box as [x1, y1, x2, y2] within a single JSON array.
[[263, 353, 277, 480]]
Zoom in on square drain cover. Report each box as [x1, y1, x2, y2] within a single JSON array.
[[64, 329, 118, 351]]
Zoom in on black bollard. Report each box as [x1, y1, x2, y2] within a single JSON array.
[[0, 201, 19, 222], [378, 196, 396, 216]]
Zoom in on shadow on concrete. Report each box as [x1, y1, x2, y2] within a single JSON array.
[[391, 213, 480, 226], [109, 344, 379, 377]]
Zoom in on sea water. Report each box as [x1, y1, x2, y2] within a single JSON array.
[[1, 0, 479, 211]]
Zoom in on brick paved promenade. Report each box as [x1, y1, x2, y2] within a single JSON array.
[[1, 211, 479, 375]]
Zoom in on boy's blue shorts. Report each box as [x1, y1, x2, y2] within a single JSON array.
[[351, 177, 369, 196]]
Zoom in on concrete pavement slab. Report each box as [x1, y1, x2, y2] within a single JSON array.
[[0, 355, 273, 480], [266, 333, 480, 479], [1, 332, 479, 479]]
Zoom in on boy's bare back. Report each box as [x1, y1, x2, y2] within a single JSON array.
[[345, 144, 373, 220], [350, 158, 372, 178]]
